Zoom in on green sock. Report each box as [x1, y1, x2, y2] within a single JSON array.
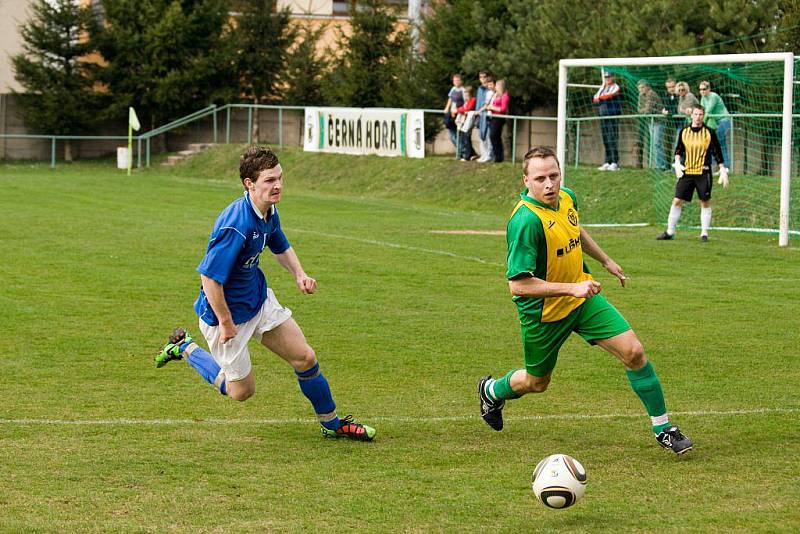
[[487, 369, 522, 401], [625, 361, 670, 433]]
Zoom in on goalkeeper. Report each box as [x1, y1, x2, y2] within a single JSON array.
[[657, 104, 728, 242]]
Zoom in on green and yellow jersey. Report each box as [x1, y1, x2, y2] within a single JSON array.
[[675, 124, 724, 174], [506, 187, 592, 323]]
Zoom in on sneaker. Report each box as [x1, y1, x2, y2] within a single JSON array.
[[320, 415, 376, 441], [656, 426, 693, 454], [700, 235, 709, 242], [597, 163, 610, 171], [478, 376, 505, 431], [155, 327, 192, 368], [656, 231, 674, 241], [607, 162, 619, 171]]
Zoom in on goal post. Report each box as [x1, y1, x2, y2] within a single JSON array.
[[557, 52, 795, 247]]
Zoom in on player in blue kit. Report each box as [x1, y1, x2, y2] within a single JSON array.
[[156, 146, 375, 441]]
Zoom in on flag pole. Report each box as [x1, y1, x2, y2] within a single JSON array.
[[127, 119, 133, 176], [127, 107, 140, 176]]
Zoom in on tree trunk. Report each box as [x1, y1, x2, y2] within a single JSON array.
[[253, 98, 260, 144], [64, 139, 73, 162]]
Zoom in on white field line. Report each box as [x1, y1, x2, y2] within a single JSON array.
[[287, 228, 505, 267], [1, 407, 796, 426]]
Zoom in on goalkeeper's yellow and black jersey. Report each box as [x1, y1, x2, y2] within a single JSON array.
[[675, 125, 724, 174]]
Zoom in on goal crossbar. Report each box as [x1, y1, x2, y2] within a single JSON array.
[[556, 52, 794, 246]]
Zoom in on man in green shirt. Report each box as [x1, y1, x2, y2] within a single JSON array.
[[699, 80, 731, 167], [477, 146, 693, 455]]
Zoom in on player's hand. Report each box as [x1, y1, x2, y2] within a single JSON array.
[[603, 259, 627, 287], [572, 280, 602, 299], [296, 275, 317, 294], [718, 166, 729, 188], [219, 321, 238, 344], [672, 158, 685, 178]]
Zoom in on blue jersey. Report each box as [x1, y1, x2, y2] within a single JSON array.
[[194, 192, 291, 326]]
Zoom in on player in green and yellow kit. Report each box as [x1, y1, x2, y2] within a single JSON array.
[[478, 146, 692, 454]]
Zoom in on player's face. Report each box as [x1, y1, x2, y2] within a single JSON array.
[[524, 156, 562, 208], [246, 164, 283, 210], [691, 107, 705, 127]]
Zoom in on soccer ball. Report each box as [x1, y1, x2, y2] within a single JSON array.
[[531, 454, 587, 509]]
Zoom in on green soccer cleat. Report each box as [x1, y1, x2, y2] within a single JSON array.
[[320, 415, 376, 441], [154, 327, 193, 368]]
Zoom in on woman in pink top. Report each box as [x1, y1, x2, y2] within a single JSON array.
[[486, 79, 509, 163]]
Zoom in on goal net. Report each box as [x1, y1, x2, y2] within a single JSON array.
[[556, 53, 796, 246]]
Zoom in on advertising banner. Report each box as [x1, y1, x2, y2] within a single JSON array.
[[304, 107, 425, 158]]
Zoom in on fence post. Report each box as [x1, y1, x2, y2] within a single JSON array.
[[511, 117, 517, 163], [455, 129, 460, 159], [146, 137, 151, 167], [278, 108, 283, 147], [574, 122, 581, 168], [51, 137, 56, 169], [137, 137, 142, 168], [247, 107, 253, 145], [226, 106, 231, 144], [213, 108, 218, 144]]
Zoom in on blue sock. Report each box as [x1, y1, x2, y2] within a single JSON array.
[[186, 346, 226, 395], [296, 363, 339, 430]]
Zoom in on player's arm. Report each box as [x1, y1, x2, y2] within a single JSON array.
[[274, 247, 317, 294], [708, 127, 725, 167], [201, 274, 237, 343], [509, 274, 601, 299], [579, 228, 626, 287]]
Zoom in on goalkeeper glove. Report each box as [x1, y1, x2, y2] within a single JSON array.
[[672, 156, 685, 178], [718, 166, 729, 188]]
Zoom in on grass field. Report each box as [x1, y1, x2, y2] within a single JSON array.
[[2, 147, 799, 532]]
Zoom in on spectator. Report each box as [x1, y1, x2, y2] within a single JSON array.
[[486, 79, 509, 163], [699, 81, 731, 168], [661, 78, 683, 160], [676, 81, 699, 123], [592, 71, 622, 171], [637, 80, 667, 170], [455, 85, 477, 161], [476, 71, 495, 162], [443, 74, 465, 151]]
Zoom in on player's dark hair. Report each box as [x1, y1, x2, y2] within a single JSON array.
[[239, 146, 279, 184], [523, 146, 560, 176], [691, 104, 705, 113]]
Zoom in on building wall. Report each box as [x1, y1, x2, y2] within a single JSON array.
[[0, 0, 33, 94]]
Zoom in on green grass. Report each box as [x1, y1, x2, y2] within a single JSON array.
[[1, 149, 799, 532]]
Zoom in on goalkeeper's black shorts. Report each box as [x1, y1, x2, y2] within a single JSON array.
[[675, 171, 712, 202]]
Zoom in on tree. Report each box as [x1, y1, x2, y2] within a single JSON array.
[[419, 0, 782, 113], [230, 0, 295, 142], [93, 0, 235, 133], [12, 0, 102, 161], [326, 0, 410, 107], [283, 24, 330, 107]]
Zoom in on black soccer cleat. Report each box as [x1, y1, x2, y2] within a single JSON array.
[[700, 235, 709, 243], [478, 376, 505, 431], [656, 231, 675, 241], [656, 426, 693, 455]]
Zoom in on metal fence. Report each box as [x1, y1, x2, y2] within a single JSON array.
[[1, 103, 794, 171]]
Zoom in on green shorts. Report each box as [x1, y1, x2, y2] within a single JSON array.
[[519, 293, 631, 377]]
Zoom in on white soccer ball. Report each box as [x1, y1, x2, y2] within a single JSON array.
[[531, 454, 587, 509]]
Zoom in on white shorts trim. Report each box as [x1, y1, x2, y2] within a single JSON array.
[[199, 288, 292, 382]]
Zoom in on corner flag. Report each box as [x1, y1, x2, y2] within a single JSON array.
[[127, 107, 140, 176], [129, 107, 140, 131]]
